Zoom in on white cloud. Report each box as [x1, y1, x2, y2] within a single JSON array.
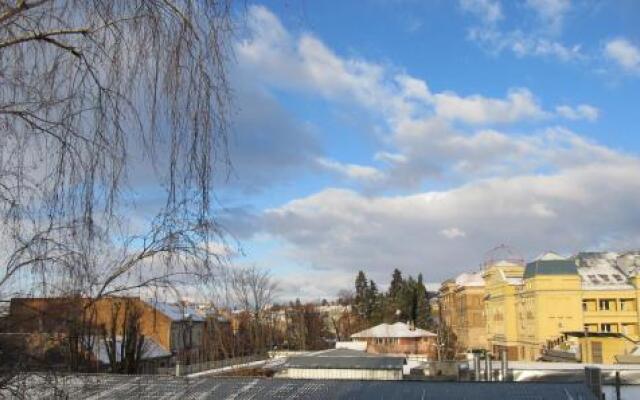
[[604, 38, 640, 74], [459, 0, 503, 24], [261, 159, 640, 286], [236, 6, 614, 190], [441, 227, 467, 239], [468, 28, 583, 62], [228, 6, 640, 299], [525, 0, 571, 33], [555, 104, 599, 121], [316, 157, 385, 183], [433, 88, 546, 124]]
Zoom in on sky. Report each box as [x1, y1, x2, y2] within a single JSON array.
[[212, 0, 640, 301]]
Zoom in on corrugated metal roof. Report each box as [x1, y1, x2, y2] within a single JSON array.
[[44, 376, 598, 400], [351, 322, 437, 339]]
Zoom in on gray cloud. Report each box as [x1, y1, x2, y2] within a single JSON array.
[[260, 159, 640, 287]]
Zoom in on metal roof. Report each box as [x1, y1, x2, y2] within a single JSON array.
[[524, 259, 578, 278], [284, 349, 405, 370], [30, 376, 598, 400]]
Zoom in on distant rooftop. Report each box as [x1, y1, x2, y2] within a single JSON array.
[[143, 299, 205, 322], [351, 322, 436, 339], [454, 271, 484, 287], [284, 349, 405, 370], [524, 258, 578, 279]]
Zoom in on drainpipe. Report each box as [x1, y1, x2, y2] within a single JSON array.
[[500, 348, 508, 381], [484, 353, 490, 381], [473, 353, 481, 381]]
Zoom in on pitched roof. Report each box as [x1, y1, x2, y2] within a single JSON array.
[[93, 336, 171, 363], [454, 272, 484, 287], [574, 252, 634, 290], [143, 299, 205, 322], [351, 322, 436, 339]]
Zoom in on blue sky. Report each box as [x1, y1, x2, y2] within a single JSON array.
[[214, 0, 640, 300]]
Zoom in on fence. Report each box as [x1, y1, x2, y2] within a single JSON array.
[[157, 354, 268, 376]]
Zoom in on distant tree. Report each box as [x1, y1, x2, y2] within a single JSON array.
[[415, 274, 429, 328], [388, 269, 404, 299], [354, 271, 369, 318], [336, 289, 354, 306]]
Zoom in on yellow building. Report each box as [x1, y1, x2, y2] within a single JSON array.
[[442, 251, 640, 364], [439, 272, 487, 356], [483, 260, 526, 360]]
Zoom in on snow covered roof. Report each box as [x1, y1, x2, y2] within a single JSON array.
[[143, 299, 205, 322], [93, 336, 171, 364], [454, 272, 485, 287], [574, 252, 634, 290], [351, 322, 437, 339], [533, 251, 567, 261]]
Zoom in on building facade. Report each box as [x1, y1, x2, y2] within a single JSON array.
[[438, 272, 487, 355], [350, 322, 437, 358], [440, 251, 640, 363]]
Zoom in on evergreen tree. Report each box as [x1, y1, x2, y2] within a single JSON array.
[[415, 281, 430, 328], [388, 269, 404, 298], [354, 271, 369, 318]]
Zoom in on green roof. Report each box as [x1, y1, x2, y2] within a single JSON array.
[[524, 259, 578, 278]]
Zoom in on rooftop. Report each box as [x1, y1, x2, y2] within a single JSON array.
[[574, 252, 635, 290], [29, 376, 598, 400], [351, 322, 437, 339], [284, 349, 405, 370], [523, 258, 578, 279], [144, 299, 206, 322]]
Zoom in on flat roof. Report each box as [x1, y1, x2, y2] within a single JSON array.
[[284, 349, 405, 370], [21, 375, 599, 399]]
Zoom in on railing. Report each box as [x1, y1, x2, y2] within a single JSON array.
[[157, 354, 268, 376]]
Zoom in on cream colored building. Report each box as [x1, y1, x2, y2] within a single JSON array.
[[439, 272, 487, 355], [441, 251, 640, 363]]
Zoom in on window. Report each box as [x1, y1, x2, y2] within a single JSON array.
[[598, 274, 610, 282], [582, 302, 587, 311], [620, 299, 636, 311], [613, 274, 624, 282], [599, 299, 613, 311], [601, 323, 613, 333], [588, 274, 598, 283]]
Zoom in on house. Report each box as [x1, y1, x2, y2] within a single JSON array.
[[350, 322, 437, 357], [5, 296, 212, 363]]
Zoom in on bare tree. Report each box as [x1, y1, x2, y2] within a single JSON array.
[[101, 298, 145, 374], [230, 265, 277, 353], [0, 0, 237, 389], [0, 0, 234, 297]]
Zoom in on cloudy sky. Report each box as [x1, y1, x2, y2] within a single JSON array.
[[213, 0, 640, 300]]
